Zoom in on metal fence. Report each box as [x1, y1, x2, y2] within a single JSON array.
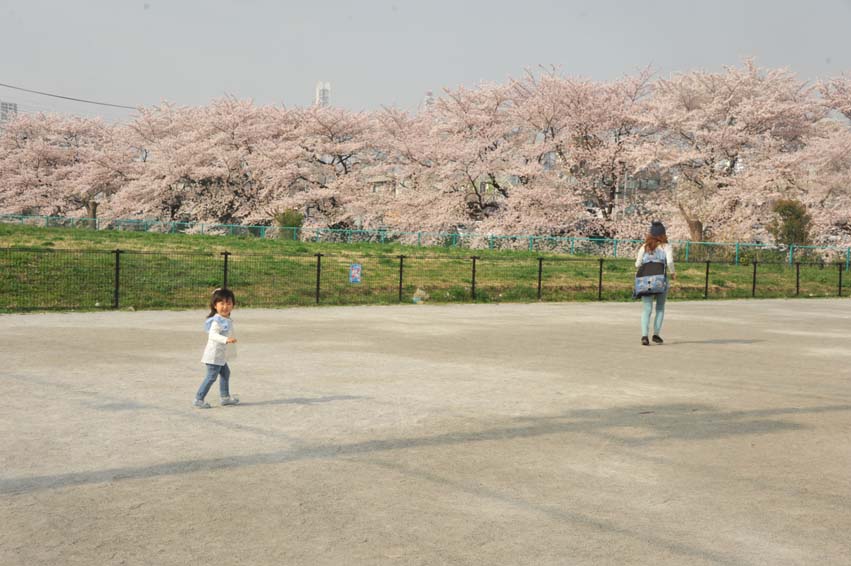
[[1, 248, 846, 311], [3, 213, 850, 268]]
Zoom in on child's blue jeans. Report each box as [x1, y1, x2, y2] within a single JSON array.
[[641, 292, 667, 337], [196, 363, 230, 401]]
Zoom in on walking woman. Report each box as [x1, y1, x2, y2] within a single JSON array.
[[635, 221, 676, 346]]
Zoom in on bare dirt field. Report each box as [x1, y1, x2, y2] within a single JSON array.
[[2, 299, 850, 565]]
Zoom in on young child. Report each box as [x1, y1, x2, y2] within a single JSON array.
[[194, 288, 239, 408]]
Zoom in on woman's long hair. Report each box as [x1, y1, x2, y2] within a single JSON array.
[[644, 233, 668, 252], [207, 287, 236, 318]]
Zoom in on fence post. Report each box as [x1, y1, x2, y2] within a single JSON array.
[[528, 236, 534, 252], [735, 242, 740, 265], [221, 251, 231, 288], [537, 258, 544, 301], [789, 244, 795, 267], [704, 260, 710, 299], [398, 255, 405, 302], [417, 232, 422, 247], [570, 237, 575, 255], [796, 262, 800, 296], [112, 249, 122, 309], [597, 258, 604, 301], [471, 256, 479, 300], [838, 263, 844, 297], [314, 253, 323, 304], [846, 247, 850, 272], [751, 261, 757, 297]]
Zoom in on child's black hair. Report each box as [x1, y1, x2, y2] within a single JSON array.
[[207, 287, 236, 318]]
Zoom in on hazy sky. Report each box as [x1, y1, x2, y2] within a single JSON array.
[[2, 0, 851, 120]]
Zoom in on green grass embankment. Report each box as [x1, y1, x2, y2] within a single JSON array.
[[1, 223, 846, 311]]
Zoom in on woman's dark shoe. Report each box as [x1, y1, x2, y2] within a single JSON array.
[[652, 335, 664, 344], [641, 336, 650, 346]]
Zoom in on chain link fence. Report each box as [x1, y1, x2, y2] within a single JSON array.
[[4, 214, 850, 267], [1, 248, 847, 311]]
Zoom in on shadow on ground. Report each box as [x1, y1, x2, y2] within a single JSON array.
[[4, 401, 848, 496]]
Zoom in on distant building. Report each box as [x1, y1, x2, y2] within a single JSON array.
[[0, 101, 18, 122], [314, 82, 331, 107], [422, 90, 435, 109]]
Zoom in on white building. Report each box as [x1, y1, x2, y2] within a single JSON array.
[[0, 101, 18, 122], [421, 90, 435, 109], [314, 82, 331, 107]]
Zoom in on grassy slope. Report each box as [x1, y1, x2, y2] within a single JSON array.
[[1, 224, 846, 311]]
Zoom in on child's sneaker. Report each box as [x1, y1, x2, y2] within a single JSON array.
[[221, 395, 240, 406], [193, 399, 211, 409]]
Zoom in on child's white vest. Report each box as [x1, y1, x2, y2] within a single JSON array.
[[201, 314, 236, 365]]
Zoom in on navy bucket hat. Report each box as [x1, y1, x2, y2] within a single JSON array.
[[649, 221, 666, 237]]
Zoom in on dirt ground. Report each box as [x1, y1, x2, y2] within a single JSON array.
[[1, 299, 850, 566]]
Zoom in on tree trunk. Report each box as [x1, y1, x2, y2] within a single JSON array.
[[85, 200, 99, 230], [685, 217, 703, 241], [677, 202, 703, 241]]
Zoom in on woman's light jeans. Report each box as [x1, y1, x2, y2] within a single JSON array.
[[641, 291, 667, 337]]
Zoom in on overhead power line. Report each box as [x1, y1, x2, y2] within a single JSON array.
[[0, 81, 137, 110]]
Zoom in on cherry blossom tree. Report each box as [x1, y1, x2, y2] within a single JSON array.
[[507, 68, 656, 238], [809, 75, 851, 242], [647, 60, 826, 241], [786, 123, 851, 244], [254, 105, 376, 229], [0, 113, 134, 220], [371, 84, 526, 237], [820, 74, 851, 120], [1, 62, 849, 248], [439, 84, 518, 223], [117, 98, 267, 224], [369, 106, 447, 235], [368, 103, 451, 236]]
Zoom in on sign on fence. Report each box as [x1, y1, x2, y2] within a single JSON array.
[[349, 263, 362, 284]]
